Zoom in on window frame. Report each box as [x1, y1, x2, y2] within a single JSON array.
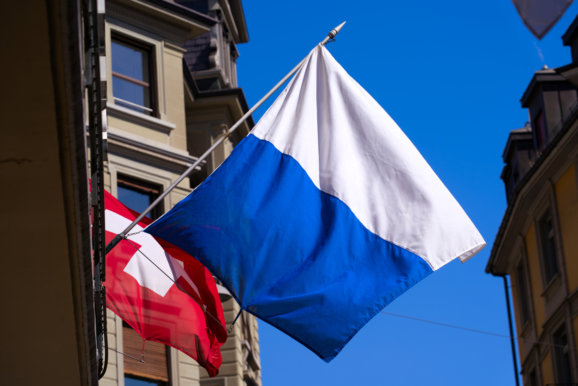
[[514, 259, 532, 326], [552, 324, 574, 384], [536, 207, 560, 287], [110, 33, 158, 117]]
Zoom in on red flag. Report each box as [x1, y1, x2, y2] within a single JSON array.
[[103, 189, 227, 376]]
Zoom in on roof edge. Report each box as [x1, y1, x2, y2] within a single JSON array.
[[486, 102, 578, 275]]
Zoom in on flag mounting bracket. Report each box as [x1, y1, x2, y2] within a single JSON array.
[[105, 22, 347, 255]]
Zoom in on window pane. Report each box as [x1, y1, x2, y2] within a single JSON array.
[[113, 76, 149, 112], [125, 375, 166, 386], [117, 177, 162, 219], [111, 40, 149, 81], [118, 185, 152, 214]]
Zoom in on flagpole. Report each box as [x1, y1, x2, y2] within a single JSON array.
[[105, 22, 346, 254]]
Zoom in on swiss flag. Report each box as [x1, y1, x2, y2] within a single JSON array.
[[103, 189, 227, 376]]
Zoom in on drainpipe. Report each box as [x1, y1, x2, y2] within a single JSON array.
[[500, 274, 521, 386]]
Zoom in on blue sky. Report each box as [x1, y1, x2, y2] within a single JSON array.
[[235, 2, 578, 385]]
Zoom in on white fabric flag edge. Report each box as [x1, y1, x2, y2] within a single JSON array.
[[251, 45, 485, 270]]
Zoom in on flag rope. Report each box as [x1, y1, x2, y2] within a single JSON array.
[[111, 237, 575, 354], [118, 233, 573, 352], [122, 237, 228, 331], [381, 311, 509, 338], [381, 311, 573, 351], [227, 309, 243, 334], [108, 346, 145, 363]]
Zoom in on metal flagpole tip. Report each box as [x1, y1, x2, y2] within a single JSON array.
[[322, 21, 346, 46], [329, 22, 346, 39]]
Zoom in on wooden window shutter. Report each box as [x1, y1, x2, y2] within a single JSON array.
[[123, 326, 169, 382]]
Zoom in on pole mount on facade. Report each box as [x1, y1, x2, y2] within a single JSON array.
[[104, 22, 347, 255]]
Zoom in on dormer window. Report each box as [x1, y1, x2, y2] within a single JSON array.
[[111, 36, 156, 116]]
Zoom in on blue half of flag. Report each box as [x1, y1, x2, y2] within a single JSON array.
[[146, 45, 485, 361]]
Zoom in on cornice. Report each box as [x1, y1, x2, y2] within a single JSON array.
[[107, 130, 205, 172], [107, 0, 215, 43]]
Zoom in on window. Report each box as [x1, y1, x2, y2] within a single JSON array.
[[538, 210, 559, 285], [117, 177, 169, 384], [515, 262, 531, 324], [553, 325, 573, 384], [111, 36, 155, 116], [117, 176, 163, 219]]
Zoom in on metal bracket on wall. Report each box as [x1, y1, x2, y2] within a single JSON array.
[[83, 0, 108, 379]]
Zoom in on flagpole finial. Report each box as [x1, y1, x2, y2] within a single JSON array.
[[322, 22, 346, 45], [330, 22, 346, 39]]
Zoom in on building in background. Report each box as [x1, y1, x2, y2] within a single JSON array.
[[487, 15, 578, 386], [102, 1, 260, 385], [0, 0, 260, 385]]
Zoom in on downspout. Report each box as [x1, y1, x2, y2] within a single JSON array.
[[500, 274, 521, 386]]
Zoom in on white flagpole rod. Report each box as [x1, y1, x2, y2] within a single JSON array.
[[105, 22, 346, 254]]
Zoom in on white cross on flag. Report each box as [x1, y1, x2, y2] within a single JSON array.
[[103, 189, 227, 376]]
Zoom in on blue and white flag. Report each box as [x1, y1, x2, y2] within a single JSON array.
[[146, 45, 485, 361]]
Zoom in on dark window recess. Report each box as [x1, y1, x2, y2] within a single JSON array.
[[534, 111, 547, 151], [538, 210, 559, 284], [515, 262, 532, 324], [117, 176, 163, 220], [527, 368, 539, 386], [553, 326, 573, 384], [195, 76, 222, 91], [111, 37, 155, 116]]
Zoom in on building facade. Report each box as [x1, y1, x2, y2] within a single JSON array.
[[99, 1, 261, 386], [1, 1, 97, 384], [487, 16, 578, 386]]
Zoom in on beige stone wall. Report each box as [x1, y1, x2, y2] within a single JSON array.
[[100, 311, 123, 386]]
